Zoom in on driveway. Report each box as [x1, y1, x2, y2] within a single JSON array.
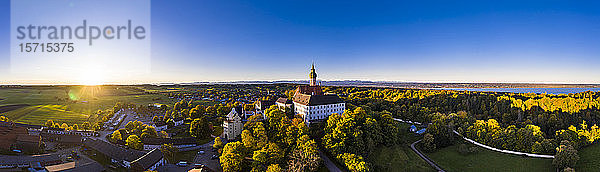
[[410, 140, 445, 172], [319, 150, 343, 172]]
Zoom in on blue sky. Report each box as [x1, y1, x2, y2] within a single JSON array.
[[1, 0, 600, 84]]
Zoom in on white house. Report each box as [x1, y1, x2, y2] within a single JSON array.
[[223, 106, 244, 141], [153, 121, 168, 132], [276, 98, 293, 111], [173, 117, 184, 126]]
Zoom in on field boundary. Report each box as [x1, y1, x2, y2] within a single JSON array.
[[0, 104, 29, 113]]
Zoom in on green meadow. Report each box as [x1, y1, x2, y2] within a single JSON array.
[[577, 142, 600, 172], [426, 143, 554, 172], [370, 145, 435, 172]]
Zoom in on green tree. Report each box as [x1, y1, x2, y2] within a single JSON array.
[[142, 126, 158, 138], [337, 153, 370, 172], [125, 121, 135, 131], [160, 144, 179, 163], [126, 135, 143, 150], [213, 137, 224, 150], [152, 116, 160, 124], [45, 120, 54, 128], [111, 130, 123, 141], [81, 122, 90, 130], [220, 142, 246, 172], [422, 133, 436, 152], [553, 140, 579, 169], [266, 164, 283, 172], [190, 117, 212, 138], [190, 105, 205, 119], [252, 142, 284, 165]]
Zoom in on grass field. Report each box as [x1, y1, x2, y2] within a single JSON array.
[[3, 105, 91, 125], [0, 86, 176, 125], [426, 143, 554, 172], [366, 122, 435, 172], [577, 142, 600, 171], [370, 145, 435, 172]]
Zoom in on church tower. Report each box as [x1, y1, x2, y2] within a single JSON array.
[[309, 63, 317, 86]]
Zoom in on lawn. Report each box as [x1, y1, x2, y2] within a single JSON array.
[[175, 150, 198, 162], [426, 143, 554, 172], [367, 121, 435, 172], [577, 142, 600, 171], [369, 145, 435, 172]]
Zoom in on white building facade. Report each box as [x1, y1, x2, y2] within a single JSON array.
[[294, 102, 345, 123], [222, 107, 244, 140]]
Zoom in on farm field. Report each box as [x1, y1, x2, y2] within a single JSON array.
[[0, 85, 176, 125], [426, 143, 554, 172], [2, 105, 91, 125], [577, 142, 600, 172]]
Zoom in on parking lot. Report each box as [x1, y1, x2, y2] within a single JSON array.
[[192, 141, 221, 172]]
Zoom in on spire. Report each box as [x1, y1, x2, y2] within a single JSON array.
[[309, 62, 317, 86]]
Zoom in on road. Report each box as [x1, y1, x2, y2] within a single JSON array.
[[410, 140, 445, 172], [156, 140, 220, 172], [319, 150, 343, 172]]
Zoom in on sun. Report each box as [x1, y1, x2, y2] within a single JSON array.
[[77, 69, 106, 86]]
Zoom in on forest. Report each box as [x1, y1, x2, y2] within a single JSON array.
[[318, 87, 600, 171]]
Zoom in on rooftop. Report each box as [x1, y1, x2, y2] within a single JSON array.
[[293, 93, 343, 106], [131, 148, 163, 171]]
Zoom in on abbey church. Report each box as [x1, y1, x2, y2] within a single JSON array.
[[293, 64, 345, 125]]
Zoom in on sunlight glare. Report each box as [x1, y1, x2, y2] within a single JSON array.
[[78, 68, 106, 86]]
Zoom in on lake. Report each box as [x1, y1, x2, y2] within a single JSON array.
[[428, 88, 600, 95]]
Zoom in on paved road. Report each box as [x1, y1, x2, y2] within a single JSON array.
[[319, 150, 343, 172], [410, 140, 445, 172]]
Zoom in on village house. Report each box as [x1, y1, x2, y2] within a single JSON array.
[[153, 121, 168, 132], [222, 106, 245, 141], [255, 99, 275, 115], [276, 97, 293, 112], [173, 116, 185, 126], [141, 137, 198, 151], [0, 122, 42, 153], [82, 138, 147, 168], [131, 148, 165, 171]]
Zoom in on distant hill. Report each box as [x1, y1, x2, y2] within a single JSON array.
[[173, 80, 600, 89]]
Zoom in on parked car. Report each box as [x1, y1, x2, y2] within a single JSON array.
[[176, 161, 188, 167], [211, 155, 218, 160], [198, 151, 205, 154]]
